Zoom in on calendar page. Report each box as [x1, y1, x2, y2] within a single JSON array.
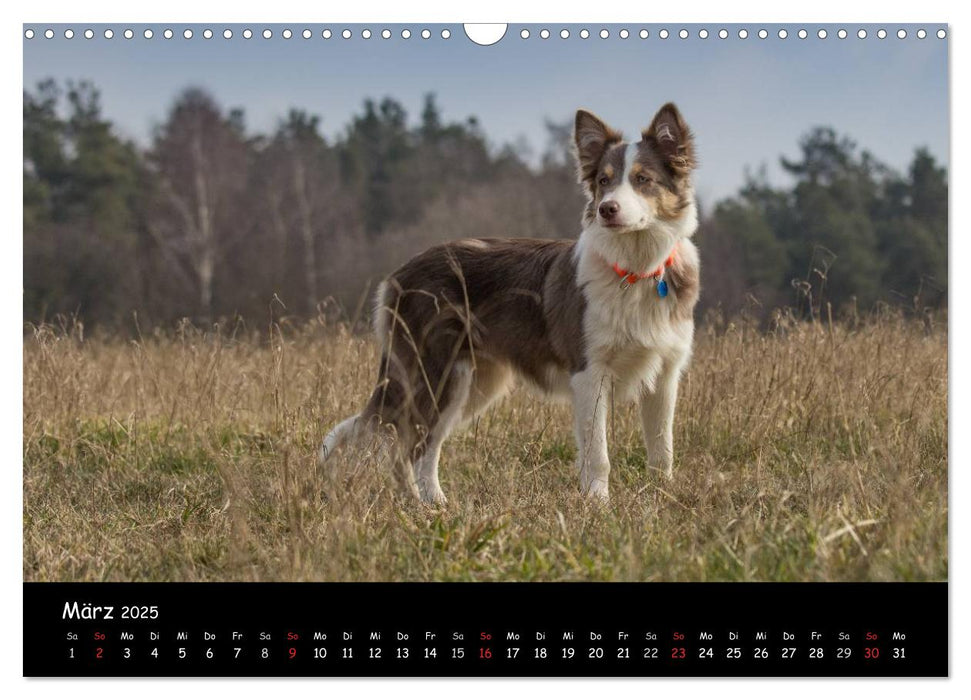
[[22, 20, 948, 677]]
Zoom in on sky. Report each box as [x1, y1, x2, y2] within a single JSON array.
[[23, 23, 949, 205]]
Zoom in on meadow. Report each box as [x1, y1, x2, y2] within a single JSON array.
[[23, 311, 947, 582]]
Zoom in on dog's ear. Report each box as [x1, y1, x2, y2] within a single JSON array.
[[574, 109, 622, 189], [642, 103, 696, 178]]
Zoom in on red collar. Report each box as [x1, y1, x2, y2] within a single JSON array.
[[612, 244, 678, 286]]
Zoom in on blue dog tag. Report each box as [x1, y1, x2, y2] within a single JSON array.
[[657, 279, 669, 298]]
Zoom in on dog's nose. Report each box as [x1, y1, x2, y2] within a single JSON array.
[[599, 200, 620, 220]]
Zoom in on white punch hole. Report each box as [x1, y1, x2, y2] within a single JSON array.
[[464, 24, 506, 46]]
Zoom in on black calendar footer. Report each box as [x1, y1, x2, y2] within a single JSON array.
[[23, 581, 947, 677]]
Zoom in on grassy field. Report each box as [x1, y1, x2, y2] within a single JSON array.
[[23, 311, 947, 582]]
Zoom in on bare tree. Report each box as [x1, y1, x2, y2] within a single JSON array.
[[259, 110, 341, 314], [146, 89, 248, 320]]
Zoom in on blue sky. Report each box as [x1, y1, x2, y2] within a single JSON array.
[[23, 23, 948, 205]]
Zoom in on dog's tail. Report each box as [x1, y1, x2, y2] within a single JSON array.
[[318, 413, 364, 466]]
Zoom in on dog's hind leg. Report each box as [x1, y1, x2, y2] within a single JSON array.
[[388, 426, 421, 502], [318, 413, 363, 466], [413, 362, 473, 505], [460, 360, 514, 423]]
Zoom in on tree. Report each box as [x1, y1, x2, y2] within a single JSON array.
[[340, 98, 414, 236], [710, 197, 788, 308], [23, 80, 66, 230], [24, 80, 142, 325], [535, 118, 587, 237], [780, 128, 884, 311], [420, 93, 443, 143], [256, 109, 343, 314], [146, 88, 249, 320], [875, 149, 948, 307]]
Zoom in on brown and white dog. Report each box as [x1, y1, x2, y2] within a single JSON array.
[[320, 103, 700, 503]]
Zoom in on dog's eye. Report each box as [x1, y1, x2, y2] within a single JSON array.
[[636, 173, 652, 184], [598, 176, 610, 186]]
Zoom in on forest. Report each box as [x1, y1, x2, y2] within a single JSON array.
[[23, 80, 948, 329]]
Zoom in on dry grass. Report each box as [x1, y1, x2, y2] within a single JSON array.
[[23, 311, 947, 582]]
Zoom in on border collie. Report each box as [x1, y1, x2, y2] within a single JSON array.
[[320, 103, 700, 503]]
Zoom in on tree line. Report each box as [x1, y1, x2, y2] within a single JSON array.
[[24, 80, 947, 331]]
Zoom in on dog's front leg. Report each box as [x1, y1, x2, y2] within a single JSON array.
[[639, 359, 684, 480], [570, 368, 611, 501]]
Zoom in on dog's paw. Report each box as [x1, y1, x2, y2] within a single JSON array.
[[647, 459, 674, 481], [582, 482, 610, 502], [418, 483, 448, 506]]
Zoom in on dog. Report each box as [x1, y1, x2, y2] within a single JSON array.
[[320, 103, 700, 503]]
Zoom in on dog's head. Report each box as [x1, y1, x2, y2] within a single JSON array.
[[574, 104, 697, 235]]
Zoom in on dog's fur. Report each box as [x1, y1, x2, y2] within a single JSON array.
[[320, 103, 700, 503]]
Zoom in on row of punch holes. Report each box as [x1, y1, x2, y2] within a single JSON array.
[[24, 26, 947, 42]]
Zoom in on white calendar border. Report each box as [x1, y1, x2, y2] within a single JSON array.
[[3, 0, 964, 697]]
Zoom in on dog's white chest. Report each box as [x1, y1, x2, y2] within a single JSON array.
[[582, 278, 690, 396]]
